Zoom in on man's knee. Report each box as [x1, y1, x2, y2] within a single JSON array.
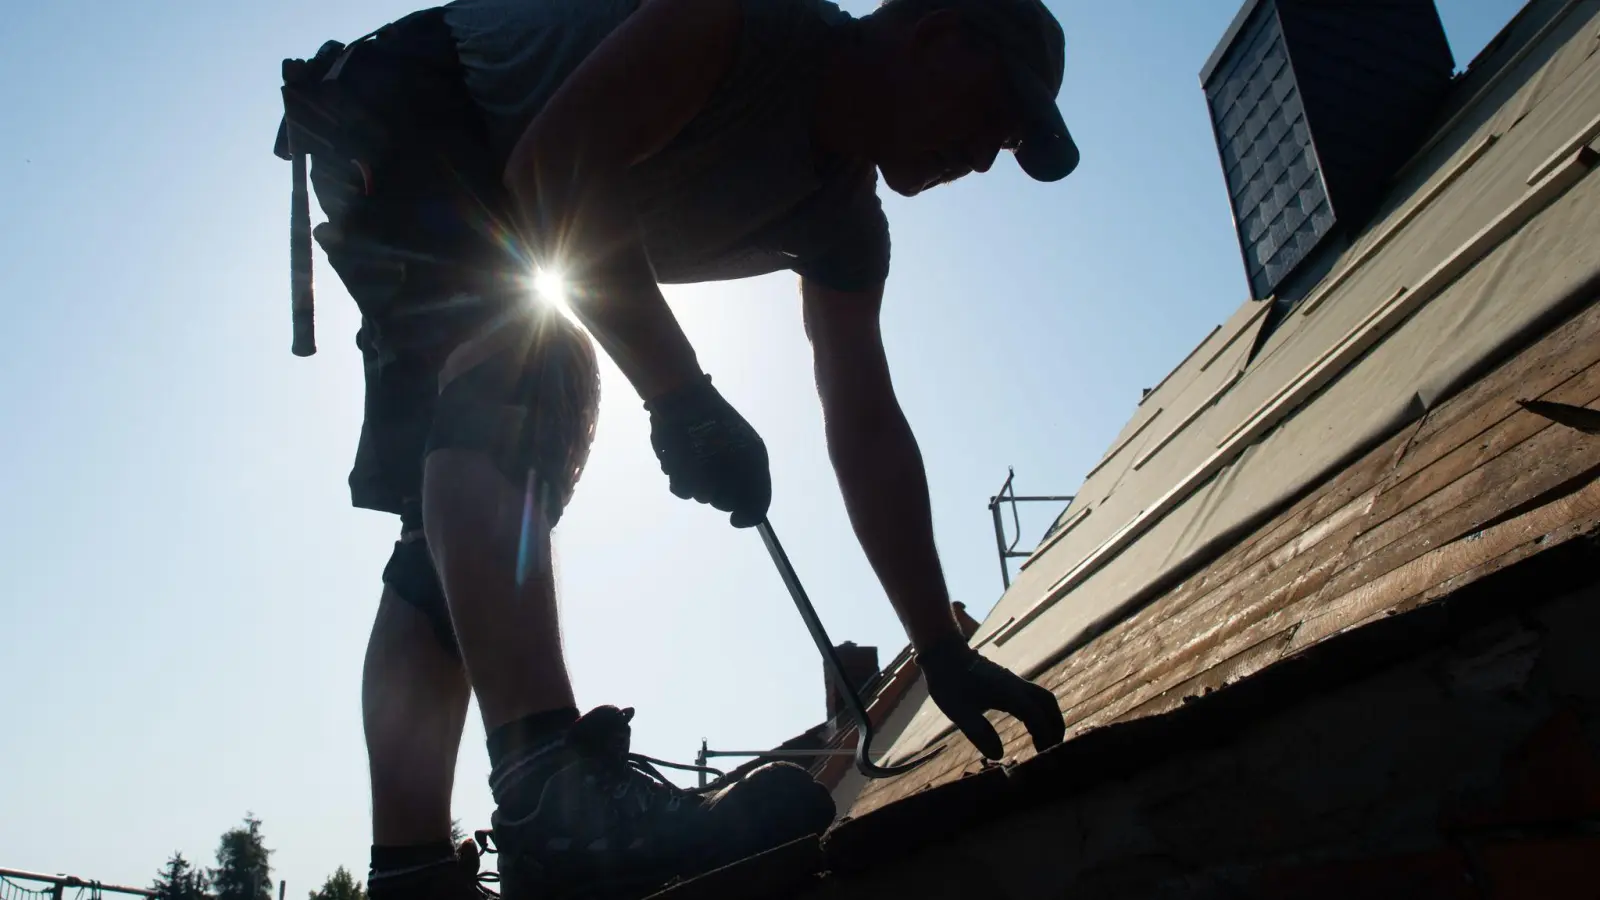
[[424, 314, 599, 528], [381, 508, 460, 656]]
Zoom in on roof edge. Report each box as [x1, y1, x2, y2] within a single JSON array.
[[1198, 0, 1271, 86]]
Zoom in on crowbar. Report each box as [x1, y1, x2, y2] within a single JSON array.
[[756, 519, 943, 779]]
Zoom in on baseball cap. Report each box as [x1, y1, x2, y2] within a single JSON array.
[[947, 0, 1079, 181]]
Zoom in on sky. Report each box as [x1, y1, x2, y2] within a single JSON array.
[[0, 0, 1529, 894]]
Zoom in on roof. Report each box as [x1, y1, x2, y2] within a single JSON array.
[[880, 0, 1600, 766], [632, 1, 1600, 892], [804, 647, 920, 788], [641, 252, 1600, 899], [1197, 0, 1271, 86], [699, 603, 980, 797]]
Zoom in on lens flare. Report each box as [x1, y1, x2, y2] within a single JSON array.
[[530, 266, 576, 321]]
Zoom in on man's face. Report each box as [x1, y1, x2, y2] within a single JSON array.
[[875, 12, 1025, 197]]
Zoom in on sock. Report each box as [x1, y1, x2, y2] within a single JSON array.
[[486, 707, 579, 768], [487, 706, 579, 808], [368, 841, 456, 887]]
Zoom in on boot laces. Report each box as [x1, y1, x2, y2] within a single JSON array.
[[470, 705, 729, 889], [569, 706, 725, 801]]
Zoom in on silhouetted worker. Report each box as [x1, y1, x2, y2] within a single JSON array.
[[274, 0, 1076, 897]]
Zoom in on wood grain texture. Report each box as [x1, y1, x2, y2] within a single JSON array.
[[850, 295, 1600, 820]]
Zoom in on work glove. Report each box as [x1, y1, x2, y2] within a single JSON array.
[[917, 636, 1066, 761], [645, 373, 772, 528]]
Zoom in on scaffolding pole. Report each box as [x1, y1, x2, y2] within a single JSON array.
[[0, 868, 156, 899]]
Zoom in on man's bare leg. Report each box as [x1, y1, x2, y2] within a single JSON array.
[[421, 449, 576, 730], [414, 323, 835, 900], [362, 582, 471, 846], [360, 555, 487, 900]]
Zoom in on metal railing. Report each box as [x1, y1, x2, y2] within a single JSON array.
[[692, 740, 857, 788], [988, 467, 1073, 590], [0, 869, 156, 900]]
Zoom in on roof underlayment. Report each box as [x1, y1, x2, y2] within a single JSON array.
[[884, 0, 1600, 765]]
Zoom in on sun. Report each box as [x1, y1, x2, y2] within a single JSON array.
[[530, 266, 577, 321]]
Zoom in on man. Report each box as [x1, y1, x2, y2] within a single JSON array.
[[274, 0, 1076, 896]]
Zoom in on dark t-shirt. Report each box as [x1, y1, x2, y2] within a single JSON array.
[[443, 0, 892, 292]]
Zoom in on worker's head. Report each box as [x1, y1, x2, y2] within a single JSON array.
[[853, 0, 1078, 196]]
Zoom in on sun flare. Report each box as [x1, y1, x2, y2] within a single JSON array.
[[530, 266, 576, 321]]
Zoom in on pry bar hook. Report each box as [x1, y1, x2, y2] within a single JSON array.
[[756, 519, 943, 779]]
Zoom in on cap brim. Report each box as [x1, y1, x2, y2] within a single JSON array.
[[1010, 71, 1079, 182]]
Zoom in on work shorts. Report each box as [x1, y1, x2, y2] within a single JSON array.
[[352, 301, 601, 654], [295, 5, 602, 653], [348, 306, 600, 522]]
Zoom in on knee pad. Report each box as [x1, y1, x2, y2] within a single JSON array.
[[425, 316, 599, 527], [381, 532, 460, 657]]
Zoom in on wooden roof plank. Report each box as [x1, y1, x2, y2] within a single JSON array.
[[1292, 465, 1600, 651], [1354, 359, 1600, 558], [1380, 336, 1600, 505], [1401, 277, 1600, 458], [851, 292, 1600, 820], [1319, 365, 1600, 603]]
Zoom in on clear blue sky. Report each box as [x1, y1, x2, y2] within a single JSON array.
[[0, 0, 1525, 894]]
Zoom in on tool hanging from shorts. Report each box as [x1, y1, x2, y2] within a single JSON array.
[[271, 7, 521, 363], [274, 36, 355, 357]]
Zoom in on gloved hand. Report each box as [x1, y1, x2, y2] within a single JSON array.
[[645, 373, 772, 528], [917, 636, 1066, 761]]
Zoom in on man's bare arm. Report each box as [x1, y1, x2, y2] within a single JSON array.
[[804, 278, 1066, 758], [502, 0, 743, 401], [802, 277, 964, 653]]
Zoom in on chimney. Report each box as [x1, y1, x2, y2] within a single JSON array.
[[826, 641, 880, 722], [1200, 0, 1455, 302]]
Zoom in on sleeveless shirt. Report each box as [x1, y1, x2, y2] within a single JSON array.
[[444, 0, 892, 292]]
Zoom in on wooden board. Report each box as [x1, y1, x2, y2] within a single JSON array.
[[1363, 355, 1600, 532], [1318, 363, 1600, 603], [850, 439, 1408, 813], [1052, 510, 1373, 738], [1039, 437, 1407, 717], [850, 294, 1600, 819], [1385, 291, 1600, 477], [1292, 469, 1600, 650]]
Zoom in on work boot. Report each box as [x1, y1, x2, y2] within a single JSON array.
[[368, 840, 489, 900], [488, 705, 834, 900]]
